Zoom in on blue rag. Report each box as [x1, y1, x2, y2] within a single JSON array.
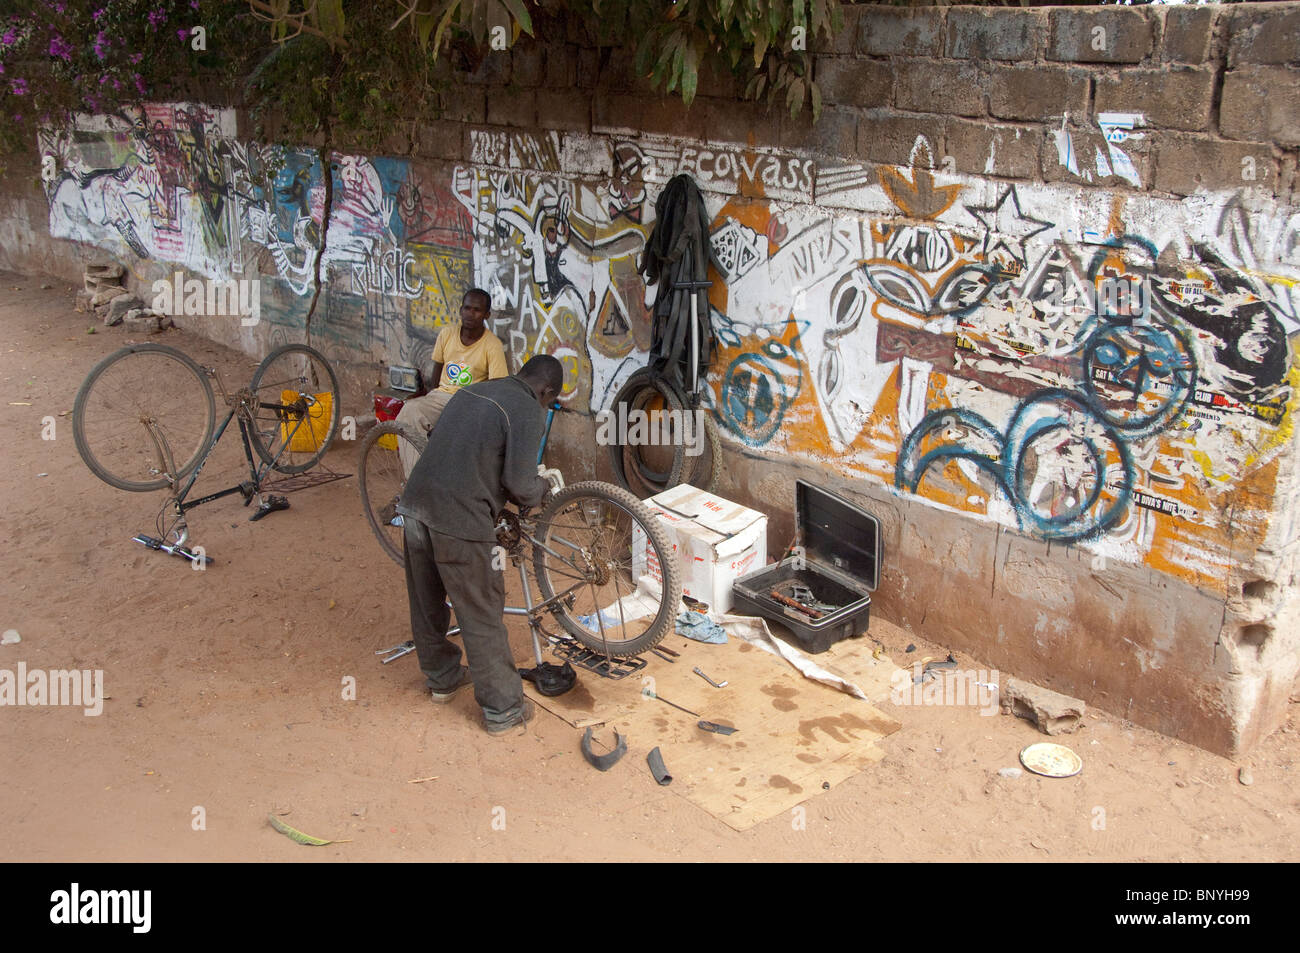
[[675, 610, 727, 644]]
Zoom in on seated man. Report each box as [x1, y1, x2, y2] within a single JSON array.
[[397, 287, 507, 476], [397, 355, 564, 734]]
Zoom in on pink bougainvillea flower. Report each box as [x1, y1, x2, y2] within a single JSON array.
[[11, 77, 28, 95], [49, 34, 74, 60], [177, 28, 188, 40]]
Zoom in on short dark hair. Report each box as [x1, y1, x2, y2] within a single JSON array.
[[463, 287, 491, 310], [518, 354, 564, 394]]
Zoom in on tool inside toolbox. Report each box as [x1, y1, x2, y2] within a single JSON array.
[[767, 577, 849, 619]]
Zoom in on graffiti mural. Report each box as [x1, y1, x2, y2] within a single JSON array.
[[41, 110, 1300, 585]]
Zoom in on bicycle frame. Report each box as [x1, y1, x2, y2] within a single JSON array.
[[136, 366, 319, 562]]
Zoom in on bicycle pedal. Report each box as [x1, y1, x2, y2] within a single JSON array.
[[249, 495, 290, 521]]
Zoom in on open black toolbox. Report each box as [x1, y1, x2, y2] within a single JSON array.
[[732, 480, 881, 654]]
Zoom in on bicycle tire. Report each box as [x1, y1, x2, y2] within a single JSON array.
[[531, 480, 683, 658], [607, 369, 688, 498], [248, 344, 341, 473], [357, 420, 426, 566], [72, 343, 216, 492], [681, 412, 722, 492]]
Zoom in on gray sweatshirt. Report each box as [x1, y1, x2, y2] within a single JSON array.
[[397, 376, 551, 542]]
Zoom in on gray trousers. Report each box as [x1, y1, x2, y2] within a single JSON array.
[[396, 389, 454, 477], [402, 517, 525, 724]]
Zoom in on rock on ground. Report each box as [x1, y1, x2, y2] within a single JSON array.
[[1000, 676, 1086, 735]]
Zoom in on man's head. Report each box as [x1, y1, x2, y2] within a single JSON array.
[[517, 355, 564, 408], [460, 288, 491, 332]]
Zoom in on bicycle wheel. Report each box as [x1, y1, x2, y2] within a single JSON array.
[[357, 420, 426, 566], [531, 481, 683, 658], [607, 368, 688, 498], [248, 344, 340, 473], [73, 343, 216, 492]]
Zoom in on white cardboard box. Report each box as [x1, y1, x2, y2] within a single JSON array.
[[632, 484, 768, 613]]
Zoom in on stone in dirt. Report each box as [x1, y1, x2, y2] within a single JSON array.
[[106, 295, 143, 324], [1000, 677, 1085, 735], [74, 290, 93, 312], [90, 286, 128, 308], [123, 310, 163, 334]]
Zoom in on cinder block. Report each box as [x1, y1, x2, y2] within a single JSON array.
[[414, 120, 467, 161], [440, 87, 486, 125], [576, 49, 599, 88], [1048, 7, 1154, 64], [511, 43, 545, 87], [857, 111, 946, 168], [1161, 5, 1216, 64], [544, 44, 577, 88], [1095, 68, 1215, 132], [1040, 121, 1153, 190], [1227, 6, 1300, 67], [858, 6, 945, 57], [815, 56, 892, 108], [462, 51, 511, 86], [894, 59, 985, 117], [945, 119, 1041, 179], [776, 104, 858, 157], [593, 91, 706, 140], [487, 88, 536, 128], [946, 8, 1044, 61], [1153, 135, 1275, 196], [535, 89, 590, 133], [696, 97, 778, 150], [990, 65, 1089, 121], [1221, 66, 1300, 146], [832, 5, 863, 55]]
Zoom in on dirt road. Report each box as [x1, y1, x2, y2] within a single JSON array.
[[2, 273, 1295, 861]]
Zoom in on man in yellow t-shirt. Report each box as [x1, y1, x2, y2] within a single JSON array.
[[397, 288, 508, 475]]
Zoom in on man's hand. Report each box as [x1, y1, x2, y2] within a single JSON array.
[[538, 465, 565, 493]]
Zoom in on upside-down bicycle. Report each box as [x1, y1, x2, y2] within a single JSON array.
[[73, 341, 341, 564], [356, 414, 684, 675]]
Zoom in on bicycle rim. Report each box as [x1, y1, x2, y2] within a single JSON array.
[[531, 481, 683, 657], [358, 421, 426, 566], [248, 344, 340, 473], [73, 344, 215, 492], [607, 370, 688, 498]]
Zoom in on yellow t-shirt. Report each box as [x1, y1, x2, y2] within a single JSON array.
[[432, 324, 508, 394]]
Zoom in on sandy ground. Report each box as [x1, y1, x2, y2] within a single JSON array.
[[2, 272, 1297, 863]]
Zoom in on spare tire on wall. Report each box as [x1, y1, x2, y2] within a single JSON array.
[[605, 368, 721, 497]]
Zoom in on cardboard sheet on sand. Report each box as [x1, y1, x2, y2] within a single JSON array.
[[520, 627, 902, 831]]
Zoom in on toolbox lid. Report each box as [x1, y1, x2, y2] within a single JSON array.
[[795, 480, 881, 591]]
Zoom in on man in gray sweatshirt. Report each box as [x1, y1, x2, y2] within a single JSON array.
[[397, 355, 564, 733]]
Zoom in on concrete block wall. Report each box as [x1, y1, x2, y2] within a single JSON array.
[[4, 4, 1300, 755]]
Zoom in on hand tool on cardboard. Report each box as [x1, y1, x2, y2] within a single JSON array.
[[697, 720, 738, 735], [693, 666, 727, 688], [642, 689, 700, 718], [651, 647, 677, 663]]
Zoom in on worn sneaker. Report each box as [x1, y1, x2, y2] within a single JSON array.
[[483, 699, 535, 735], [379, 496, 402, 527], [429, 667, 472, 704]]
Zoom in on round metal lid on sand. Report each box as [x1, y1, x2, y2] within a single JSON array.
[[1020, 742, 1083, 778]]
